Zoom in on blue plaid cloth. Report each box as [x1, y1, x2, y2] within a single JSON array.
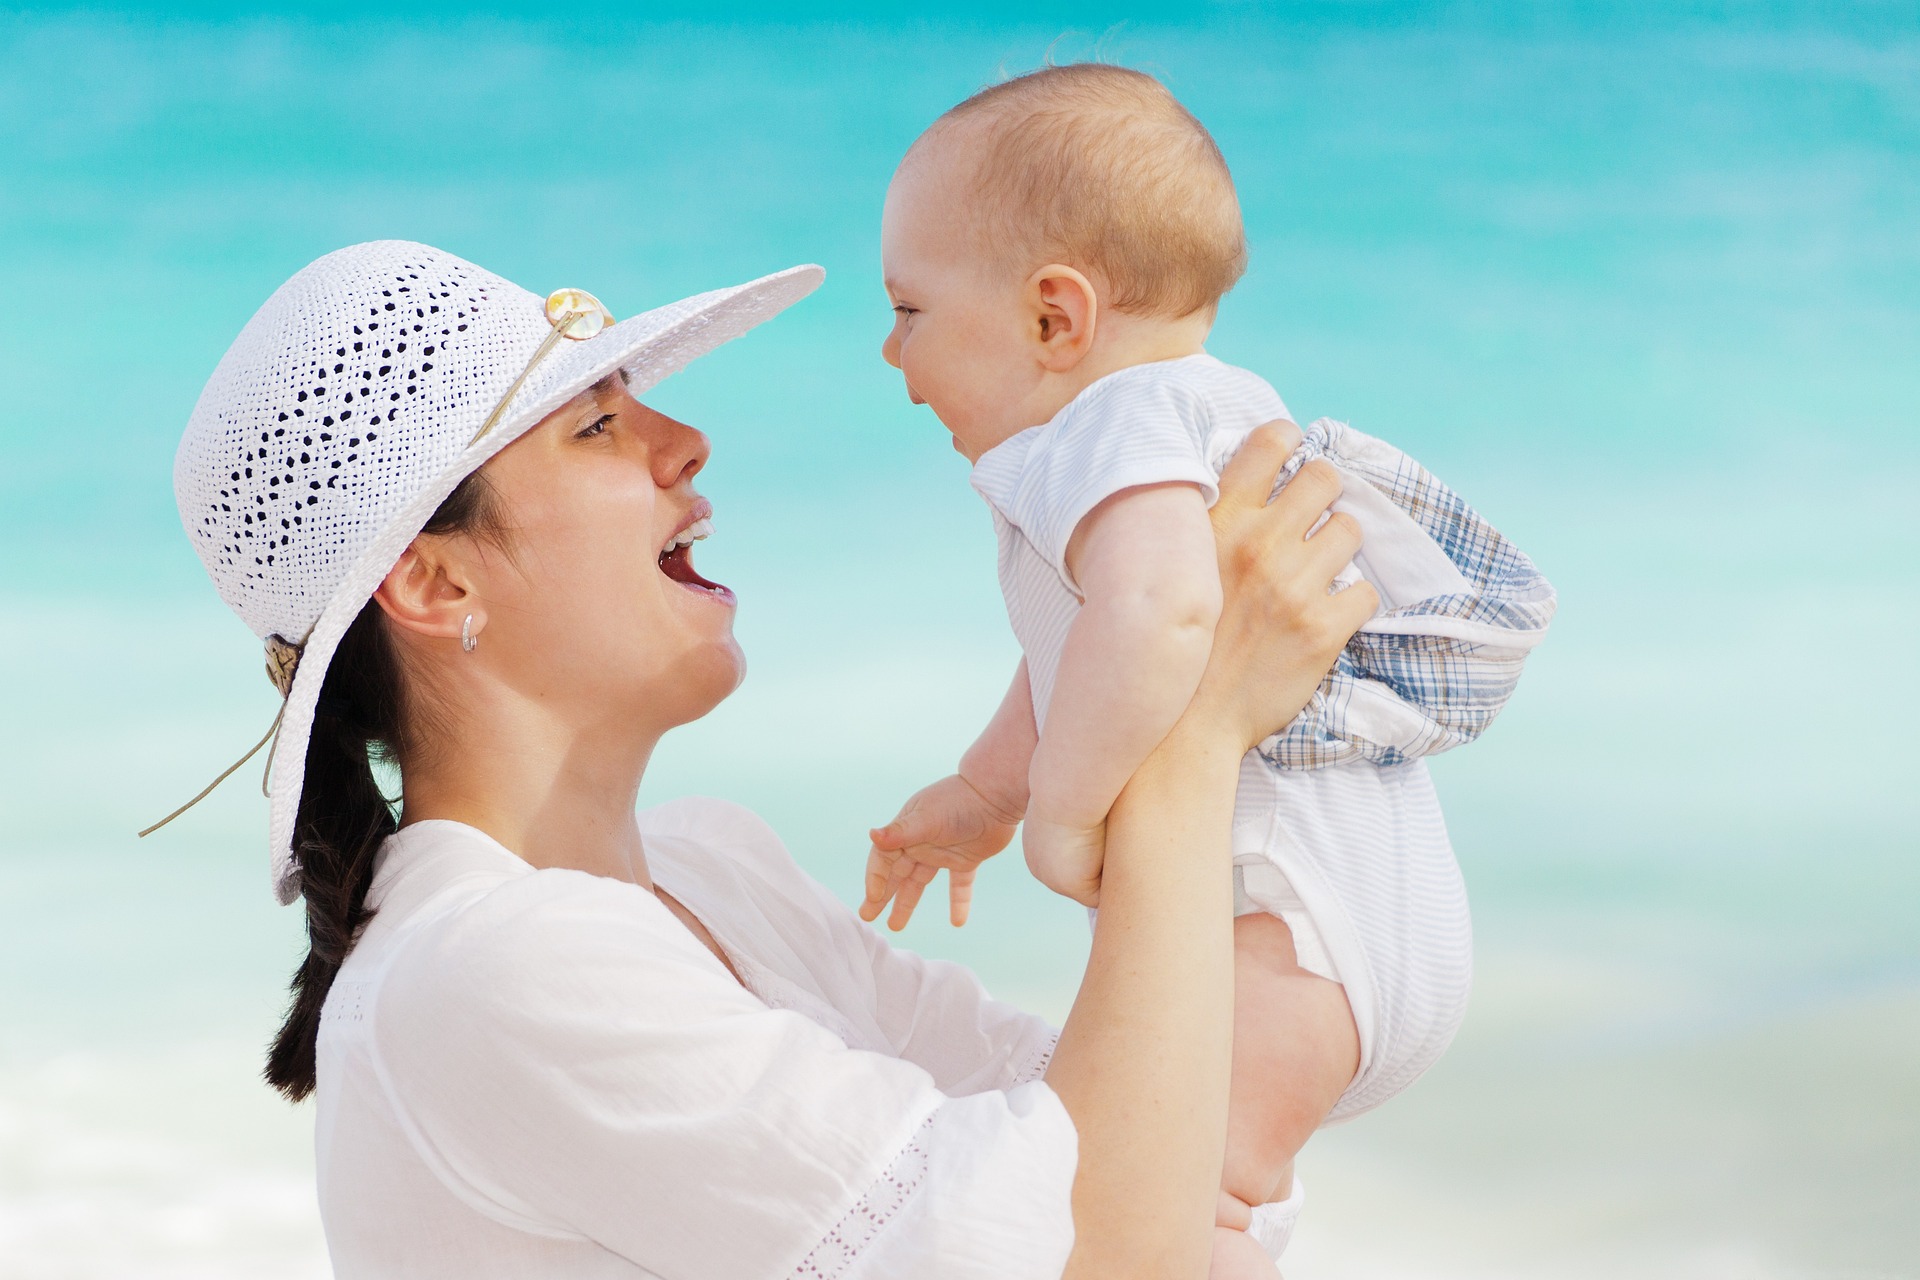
[[1259, 420, 1557, 770]]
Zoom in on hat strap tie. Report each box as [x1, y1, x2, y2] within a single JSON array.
[[137, 634, 302, 838], [136, 702, 288, 838]]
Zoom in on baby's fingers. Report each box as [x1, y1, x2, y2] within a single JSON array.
[[948, 867, 977, 928], [871, 797, 942, 854], [860, 846, 902, 922], [887, 861, 938, 932]]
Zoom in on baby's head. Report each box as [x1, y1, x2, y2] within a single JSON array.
[[882, 64, 1246, 459]]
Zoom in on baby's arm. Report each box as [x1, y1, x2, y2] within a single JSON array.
[[957, 659, 1040, 821], [1023, 482, 1222, 906], [862, 663, 1036, 930]]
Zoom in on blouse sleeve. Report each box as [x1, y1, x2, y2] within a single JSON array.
[[369, 869, 1077, 1280], [824, 881, 1059, 1095], [645, 796, 1059, 1098], [856, 924, 1059, 1094]]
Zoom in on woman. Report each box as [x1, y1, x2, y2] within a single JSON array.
[[159, 241, 1374, 1278]]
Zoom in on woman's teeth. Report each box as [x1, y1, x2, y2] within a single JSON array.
[[656, 516, 732, 602], [660, 517, 713, 554]]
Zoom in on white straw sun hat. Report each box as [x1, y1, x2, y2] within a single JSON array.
[[160, 239, 823, 904]]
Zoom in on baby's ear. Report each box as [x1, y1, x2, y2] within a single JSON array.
[[1029, 265, 1099, 371]]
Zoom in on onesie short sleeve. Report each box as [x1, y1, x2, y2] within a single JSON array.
[[971, 364, 1223, 596]]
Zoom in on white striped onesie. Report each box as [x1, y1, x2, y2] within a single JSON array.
[[971, 353, 1554, 1122]]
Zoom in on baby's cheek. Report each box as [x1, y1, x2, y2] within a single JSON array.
[[899, 345, 942, 402]]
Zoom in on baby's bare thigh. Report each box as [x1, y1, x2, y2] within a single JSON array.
[[1210, 1224, 1283, 1280], [1221, 912, 1360, 1208]]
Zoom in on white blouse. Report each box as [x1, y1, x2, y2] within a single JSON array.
[[313, 798, 1075, 1278]]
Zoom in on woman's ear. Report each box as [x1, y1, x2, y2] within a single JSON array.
[[1028, 264, 1099, 372], [373, 538, 481, 643]]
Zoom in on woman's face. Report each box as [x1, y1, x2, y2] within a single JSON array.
[[464, 374, 743, 736]]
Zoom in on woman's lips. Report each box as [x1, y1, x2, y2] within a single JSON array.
[[658, 541, 734, 605]]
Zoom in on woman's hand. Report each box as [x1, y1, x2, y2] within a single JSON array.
[[1185, 424, 1379, 753]]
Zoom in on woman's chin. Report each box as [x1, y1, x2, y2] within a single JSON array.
[[674, 636, 747, 720], [710, 637, 747, 699]]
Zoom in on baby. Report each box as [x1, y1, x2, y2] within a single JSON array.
[[862, 65, 1555, 1274]]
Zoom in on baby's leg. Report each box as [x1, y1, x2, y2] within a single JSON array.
[[1209, 911, 1360, 1277], [1210, 1222, 1286, 1280]]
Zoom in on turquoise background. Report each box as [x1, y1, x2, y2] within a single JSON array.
[[1, 4, 1915, 1276]]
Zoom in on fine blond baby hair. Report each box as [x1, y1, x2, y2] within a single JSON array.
[[918, 63, 1247, 319]]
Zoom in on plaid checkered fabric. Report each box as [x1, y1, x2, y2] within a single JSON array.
[[1259, 420, 1557, 770]]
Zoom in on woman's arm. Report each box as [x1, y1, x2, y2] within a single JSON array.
[[1046, 712, 1242, 1280], [1044, 427, 1377, 1280]]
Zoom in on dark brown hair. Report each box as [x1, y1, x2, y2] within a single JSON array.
[[265, 469, 505, 1102]]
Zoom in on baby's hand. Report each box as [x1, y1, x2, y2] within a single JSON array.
[[1020, 815, 1107, 909], [862, 774, 1022, 930]]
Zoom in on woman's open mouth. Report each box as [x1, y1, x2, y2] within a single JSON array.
[[658, 516, 735, 605]]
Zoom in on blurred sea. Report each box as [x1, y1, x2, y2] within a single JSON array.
[[1, 3, 1915, 1277]]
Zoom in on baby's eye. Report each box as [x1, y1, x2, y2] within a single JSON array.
[[575, 413, 614, 439], [892, 305, 917, 317]]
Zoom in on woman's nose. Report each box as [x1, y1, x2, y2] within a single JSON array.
[[646, 410, 709, 488]]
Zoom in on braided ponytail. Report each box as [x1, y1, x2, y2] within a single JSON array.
[[265, 471, 504, 1102]]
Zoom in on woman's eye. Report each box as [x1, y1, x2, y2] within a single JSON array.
[[575, 414, 614, 439]]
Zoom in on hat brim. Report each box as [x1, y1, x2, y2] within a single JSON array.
[[264, 264, 823, 904]]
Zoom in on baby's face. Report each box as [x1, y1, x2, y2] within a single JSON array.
[[880, 145, 1046, 462]]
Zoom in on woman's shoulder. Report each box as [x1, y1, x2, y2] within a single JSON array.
[[367, 818, 659, 939], [639, 796, 821, 896], [640, 797, 870, 962], [357, 821, 748, 1024], [638, 793, 783, 849], [350, 803, 853, 1039]]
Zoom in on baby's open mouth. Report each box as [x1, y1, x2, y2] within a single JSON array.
[[658, 517, 733, 603]]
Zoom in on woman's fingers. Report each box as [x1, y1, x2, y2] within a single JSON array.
[[1197, 442, 1379, 751], [1331, 577, 1382, 633], [1216, 438, 1350, 574], [1263, 458, 1346, 547], [1303, 507, 1364, 574], [1215, 425, 1294, 515]]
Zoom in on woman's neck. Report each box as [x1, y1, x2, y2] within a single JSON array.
[[399, 687, 662, 889]]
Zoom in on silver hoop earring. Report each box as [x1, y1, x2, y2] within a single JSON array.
[[461, 614, 477, 653]]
